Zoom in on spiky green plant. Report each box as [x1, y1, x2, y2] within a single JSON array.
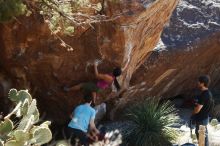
[[124, 98, 179, 146]]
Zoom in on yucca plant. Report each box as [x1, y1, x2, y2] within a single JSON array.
[[124, 98, 179, 146]]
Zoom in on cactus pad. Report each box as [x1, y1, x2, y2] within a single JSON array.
[[8, 89, 19, 103], [21, 99, 29, 116], [0, 119, 13, 136], [14, 130, 30, 142], [8, 89, 32, 104], [40, 121, 51, 128], [27, 99, 39, 123], [31, 127, 52, 145], [17, 90, 32, 102], [5, 140, 23, 146], [3, 89, 52, 146], [17, 116, 29, 130]]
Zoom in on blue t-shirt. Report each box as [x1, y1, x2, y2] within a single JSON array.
[[68, 104, 96, 133]]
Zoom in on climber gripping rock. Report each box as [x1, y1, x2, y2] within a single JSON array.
[[65, 61, 122, 105]]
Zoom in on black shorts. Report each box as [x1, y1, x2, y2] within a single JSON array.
[[67, 128, 89, 146], [82, 82, 101, 93]]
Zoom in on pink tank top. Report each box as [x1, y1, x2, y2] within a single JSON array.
[[96, 74, 115, 90]]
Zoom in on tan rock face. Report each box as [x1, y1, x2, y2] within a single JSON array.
[[0, 0, 179, 124], [129, 33, 220, 100], [111, 34, 220, 111], [110, 33, 220, 119]]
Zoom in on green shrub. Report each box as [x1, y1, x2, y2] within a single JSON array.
[[124, 98, 179, 146], [0, 0, 27, 22], [0, 89, 52, 146]]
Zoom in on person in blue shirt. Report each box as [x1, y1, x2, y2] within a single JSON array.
[[68, 93, 100, 146]]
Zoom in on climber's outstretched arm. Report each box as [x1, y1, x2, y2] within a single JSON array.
[[94, 63, 113, 83]]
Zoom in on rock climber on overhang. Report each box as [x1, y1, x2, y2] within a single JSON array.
[[64, 61, 122, 106]]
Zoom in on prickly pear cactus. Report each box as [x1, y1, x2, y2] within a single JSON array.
[[40, 121, 51, 128], [14, 130, 30, 142], [21, 99, 29, 116], [8, 89, 32, 104], [17, 90, 32, 102], [31, 127, 52, 145], [8, 89, 19, 103], [1, 89, 52, 146], [26, 99, 39, 123], [0, 118, 14, 139]]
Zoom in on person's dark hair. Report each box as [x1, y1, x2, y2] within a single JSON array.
[[113, 67, 122, 77], [83, 93, 93, 103], [198, 75, 210, 87], [112, 67, 122, 91]]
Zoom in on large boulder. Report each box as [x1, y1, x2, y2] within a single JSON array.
[[111, 0, 220, 118], [0, 0, 179, 124], [129, 0, 220, 98], [130, 33, 220, 99]]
